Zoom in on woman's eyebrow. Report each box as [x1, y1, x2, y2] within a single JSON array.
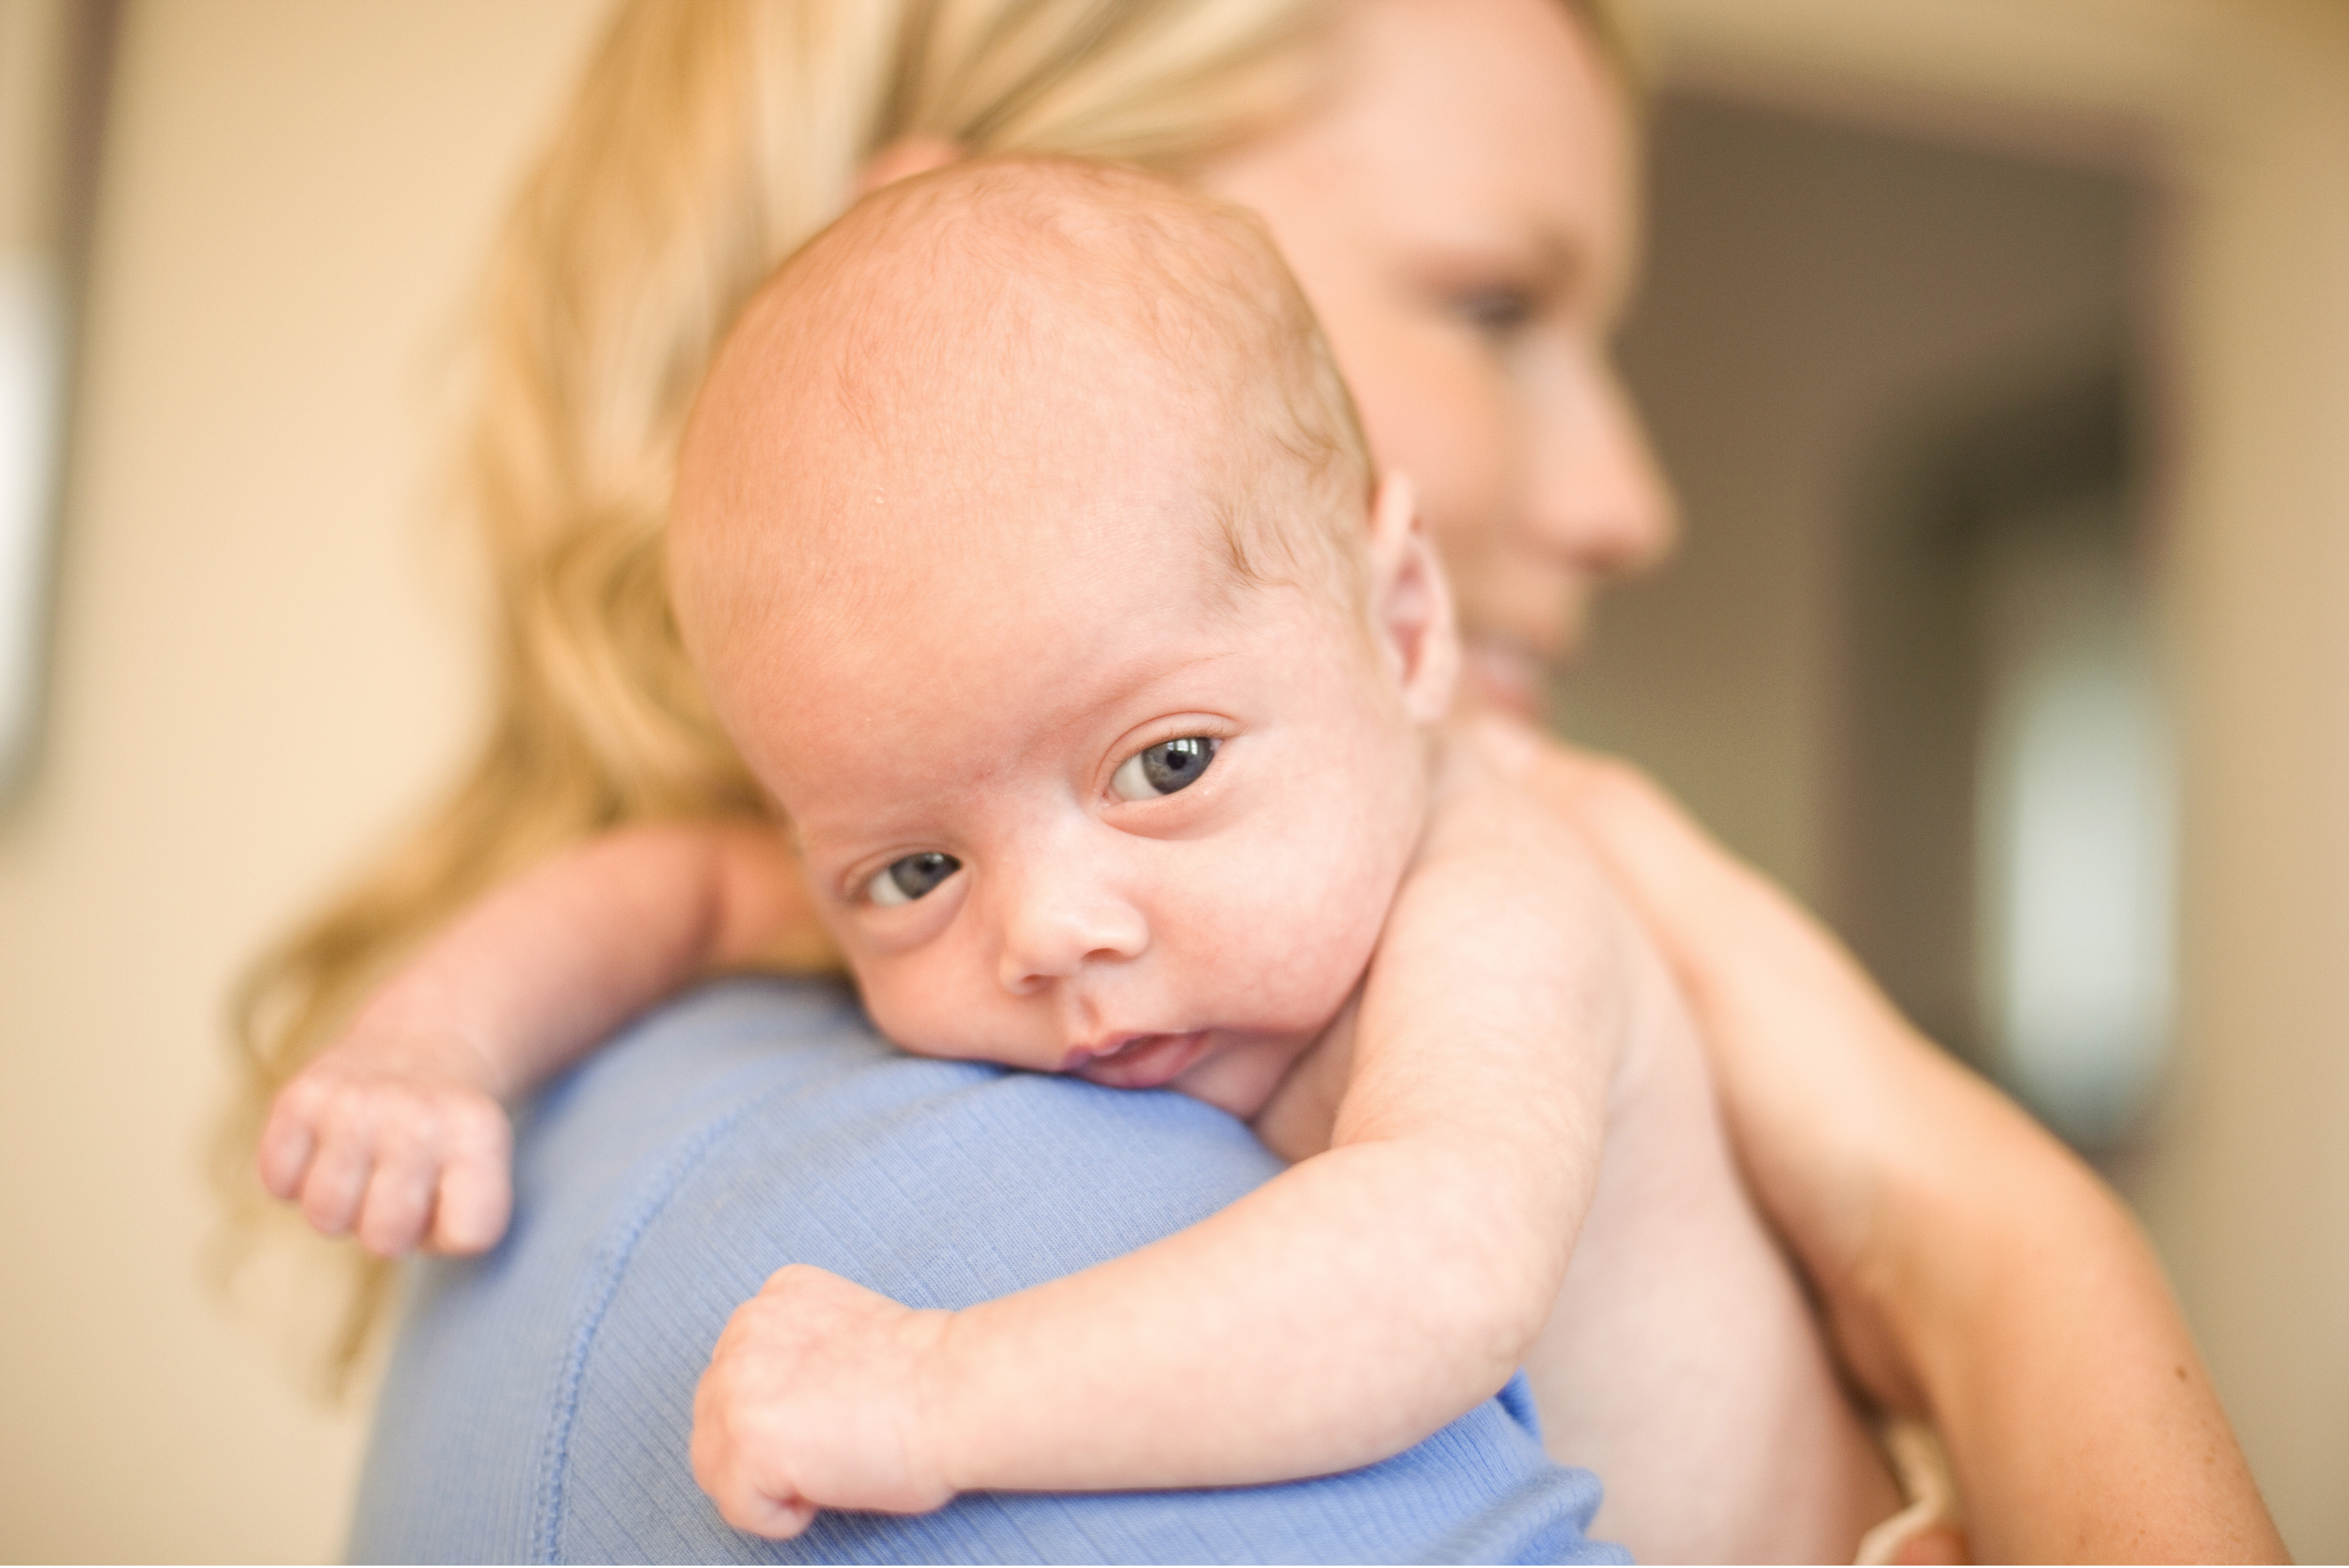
[[1524, 222, 1598, 307], [1403, 221, 1587, 300]]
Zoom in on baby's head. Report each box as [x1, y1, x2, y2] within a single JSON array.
[[671, 157, 1456, 1118]]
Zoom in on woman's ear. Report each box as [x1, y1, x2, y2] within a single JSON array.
[[1365, 473, 1459, 726], [856, 136, 966, 197]]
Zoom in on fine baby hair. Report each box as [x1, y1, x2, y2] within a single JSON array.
[[669, 154, 1379, 662]]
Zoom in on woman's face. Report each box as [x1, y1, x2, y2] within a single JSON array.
[[1201, 0, 1674, 718]]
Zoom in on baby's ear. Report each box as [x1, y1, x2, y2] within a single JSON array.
[[1365, 474, 1459, 725]]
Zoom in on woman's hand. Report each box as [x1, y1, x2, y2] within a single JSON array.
[[1473, 716, 2285, 1563]]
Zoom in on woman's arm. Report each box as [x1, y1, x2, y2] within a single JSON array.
[[690, 753, 1629, 1536], [256, 820, 817, 1255], [1484, 719, 2285, 1564]]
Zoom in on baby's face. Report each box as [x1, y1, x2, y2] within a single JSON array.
[[706, 458, 1436, 1122]]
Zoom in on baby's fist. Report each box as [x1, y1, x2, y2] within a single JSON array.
[[693, 1265, 954, 1538], [256, 1037, 512, 1257]]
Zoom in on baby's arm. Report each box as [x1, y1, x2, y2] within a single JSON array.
[[693, 755, 1629, 1535], [257, 820, 812, 1255]]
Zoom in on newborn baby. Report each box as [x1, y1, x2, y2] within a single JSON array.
[[262, 156, 1898, 1561]]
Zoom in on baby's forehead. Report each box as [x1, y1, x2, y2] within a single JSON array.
[[672, 157, 1371, 670], [750, 516, 1371, 846], [715, 318, 1352, 601], [757, 408, 1319, 648]]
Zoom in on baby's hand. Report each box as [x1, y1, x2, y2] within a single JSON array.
[[693, 1265, 954, 1539], [256, 1031, 513, 1257]]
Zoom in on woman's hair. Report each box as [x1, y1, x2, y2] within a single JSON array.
[[225, 0, 1633, 1386]]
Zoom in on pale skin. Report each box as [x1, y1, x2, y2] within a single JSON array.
[[1194, 0, 1675, 722], [265, 143, 1898, 1557], [1500, 732, 2289, 1563], [264, 445, 1624, 1518], [679, 463, 1619, 1522], [264, 494, 1890, 1556], [267, 0, 2286, 1557], [1202, 3, 2281, 1553], [261, 633, 1884, 1554]]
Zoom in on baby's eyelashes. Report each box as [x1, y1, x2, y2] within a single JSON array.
[[852, 736, 1219, 908], [1110, 737, 1218, 801], [866, 851, 961, 906]]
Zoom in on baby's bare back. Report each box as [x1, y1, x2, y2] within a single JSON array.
[[1524, 925, 1901, 1562]]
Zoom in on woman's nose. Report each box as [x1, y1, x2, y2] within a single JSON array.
[[991, 858, 1150, 993], [1528, 359, 1678, 579]]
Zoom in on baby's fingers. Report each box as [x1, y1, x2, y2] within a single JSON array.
[[692, 1374, 819, 1539], [355, 1152, 439, 1257], [261, 1074, 378, 1229], [426, 1114, 514, 1255], [348, 1093, 511, 1257], [255, 1094, 320, 1201], [715, 1482, 818, 1541], [296, 1122, 374, 1237]]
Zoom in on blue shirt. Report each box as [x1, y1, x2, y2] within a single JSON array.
[[350, 978, 1623, 1564]]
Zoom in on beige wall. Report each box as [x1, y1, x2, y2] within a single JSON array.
[[1621, 0, 2349, 1555], [0, 0, 603, 1558], [2141, 3, 2349, 1545]]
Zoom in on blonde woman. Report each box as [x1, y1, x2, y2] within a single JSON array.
[[251, 0, 2279, 1559]]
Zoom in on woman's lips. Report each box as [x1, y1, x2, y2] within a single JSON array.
[[1068, 1030, 1211, 1090], [1458, 636, 1549, 721]]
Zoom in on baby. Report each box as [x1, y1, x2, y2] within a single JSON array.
[[261, 158, 1897, 1560]]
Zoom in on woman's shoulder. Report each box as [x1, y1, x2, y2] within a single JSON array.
[[350, 977, 1617, 1564]]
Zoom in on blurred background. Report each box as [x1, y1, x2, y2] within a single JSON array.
[[1, 0, 2343, 1558]]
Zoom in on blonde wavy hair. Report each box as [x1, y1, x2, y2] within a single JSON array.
[[226, 0, 1634, 1386]]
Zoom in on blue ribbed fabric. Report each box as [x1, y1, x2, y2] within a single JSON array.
[[348, 978, 1624, 1564]]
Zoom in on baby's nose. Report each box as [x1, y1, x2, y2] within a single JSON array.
[[993, 868, 1149, 993]]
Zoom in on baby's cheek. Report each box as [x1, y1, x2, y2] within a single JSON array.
[[843, 957, 945, 1054], [850, 951, 1044, 1070], [1262, 792, 1424, 1018], [1220, 848, 1392, 1030]]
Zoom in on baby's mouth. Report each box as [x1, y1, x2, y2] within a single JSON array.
[[1066, 1030, 1211, 1091]]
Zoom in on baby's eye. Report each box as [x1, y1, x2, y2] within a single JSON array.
[[1110, 736, 1218, 800], [865, 851, 960, 906]]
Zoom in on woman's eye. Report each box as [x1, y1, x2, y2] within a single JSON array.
[[865, 850, 960, 906], [1453, 286, 1536, 339], [1111, 736, 1218, 801]]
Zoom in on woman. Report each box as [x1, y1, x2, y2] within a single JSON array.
[[250, 0, 2280, 1558]]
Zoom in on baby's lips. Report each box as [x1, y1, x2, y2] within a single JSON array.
[[1062, 1030, 1145, 1070], [1068, 1030, 1211, 1090]]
